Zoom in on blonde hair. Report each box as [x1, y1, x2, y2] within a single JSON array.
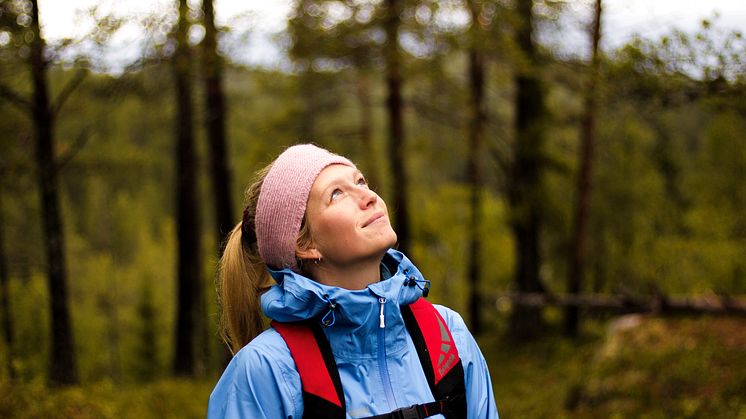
[[217, 163, 315, 354]]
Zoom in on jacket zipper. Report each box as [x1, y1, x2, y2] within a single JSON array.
[[377, 297, 398, 411]]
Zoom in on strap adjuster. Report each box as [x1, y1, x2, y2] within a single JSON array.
[[365, 399, 449, 419], [391, 404, 423, 419]]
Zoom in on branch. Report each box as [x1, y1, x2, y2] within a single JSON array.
[[52, 69, 88, 116], [0, 83, 31, 113], [56, 127, 91, 172], [408, 95, 464, 128]]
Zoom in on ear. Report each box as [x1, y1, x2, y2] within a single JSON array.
[[295, 246, 322, 261]]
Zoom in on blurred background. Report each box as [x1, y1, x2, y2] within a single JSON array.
[[1, 0, 745, 417]]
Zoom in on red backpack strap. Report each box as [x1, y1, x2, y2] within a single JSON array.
[[271, 320, 346, 419], [401, 298, 467, 419]]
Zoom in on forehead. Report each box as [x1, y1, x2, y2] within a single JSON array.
[[312, 164, 359, 190]]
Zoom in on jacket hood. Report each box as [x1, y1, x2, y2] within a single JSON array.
[[260, 249, 427, 358], [261, 249, 424, 323]]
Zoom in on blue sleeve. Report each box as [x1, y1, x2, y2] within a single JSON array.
[[436, 306, 500, 419], [207, 331, 301, 419]]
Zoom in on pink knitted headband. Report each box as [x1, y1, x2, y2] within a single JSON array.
[[254, 144, 355, 272]]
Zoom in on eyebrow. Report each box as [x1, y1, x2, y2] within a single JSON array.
[[318, 169, 364, 197]]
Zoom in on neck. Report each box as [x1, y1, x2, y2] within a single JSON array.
[[307, 255, 384, 290]]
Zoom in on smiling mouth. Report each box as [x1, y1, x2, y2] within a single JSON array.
[[363, 213, 385, 228]]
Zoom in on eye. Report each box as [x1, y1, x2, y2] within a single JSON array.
[[357, 177, 368, 187], [330, 188, 343, 201]]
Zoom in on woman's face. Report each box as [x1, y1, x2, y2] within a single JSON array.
[[302, 164, 397, 267]]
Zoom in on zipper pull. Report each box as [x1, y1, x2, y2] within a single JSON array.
[[378, 297, 386, 328]]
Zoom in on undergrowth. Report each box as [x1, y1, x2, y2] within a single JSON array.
[[1, 316, 744, 418]]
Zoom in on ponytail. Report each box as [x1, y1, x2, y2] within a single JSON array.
[[217, 165, 273, 354]]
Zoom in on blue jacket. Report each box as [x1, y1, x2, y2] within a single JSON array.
[[208, 249, 499, 418]]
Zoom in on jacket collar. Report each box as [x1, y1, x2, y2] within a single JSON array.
[[260, 249, 426, 357]]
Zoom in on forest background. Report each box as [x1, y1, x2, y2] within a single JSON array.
[[1, 0, 745, 418]]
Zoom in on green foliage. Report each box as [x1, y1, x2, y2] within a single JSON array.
[[485, 316, 746, 418], [0, 378, 214, 419], [572, 316, 746, 418], [411, 184, 513, 315], [62, 213, 175, 383], [3, 316, 745, 418], [133, 282, 159, 382], [7, 273, 49, 380]]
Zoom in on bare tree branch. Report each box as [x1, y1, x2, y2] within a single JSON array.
[[408, 95, 463, 128], [0, 83, 31, 113], [56, 127, 91, 172], [52, 69, 88, 116]]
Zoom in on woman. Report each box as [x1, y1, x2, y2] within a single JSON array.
[[208, 144, 498, 418]]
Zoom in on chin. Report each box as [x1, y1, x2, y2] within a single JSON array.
[[385, 231, 398, 249]]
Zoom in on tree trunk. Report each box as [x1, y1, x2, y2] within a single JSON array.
[[30, 0, 78, 386], [172, 0, 203, 377], [0, 185, 15, 380], [383, 0, 410, 255], [297, 71, 318, 140], [564, 0, 602, 337], [507, 0, 546, 340], [136, 283, 158, 381], [466, 0, 486, 335], [356, 70, 381, 191], [201, 0, 234, 255], [101, 282, 121, 382], [201, 0, 232, 369]]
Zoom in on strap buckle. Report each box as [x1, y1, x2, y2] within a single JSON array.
[[391, 404, 422, 419]]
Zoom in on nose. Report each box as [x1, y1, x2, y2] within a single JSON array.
[[358, 186, 378, 209]]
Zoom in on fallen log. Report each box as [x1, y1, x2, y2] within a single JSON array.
[[499, 293, 746, 316]]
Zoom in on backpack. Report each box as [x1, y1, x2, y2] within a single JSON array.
[[271, 298, 467, 419]]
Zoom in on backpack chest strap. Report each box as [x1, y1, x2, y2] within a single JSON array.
[[365, 399, 452, 419]]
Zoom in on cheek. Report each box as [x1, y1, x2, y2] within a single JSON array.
[[313, 209, 356, 247]]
